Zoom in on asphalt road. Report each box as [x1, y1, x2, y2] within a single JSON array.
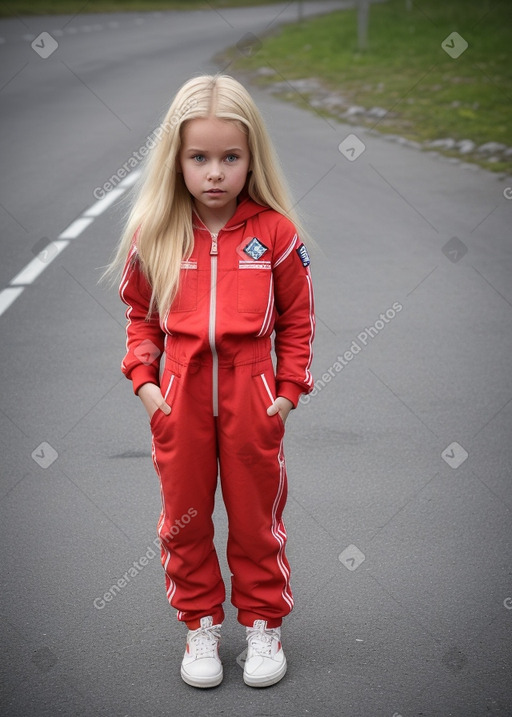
[[1, 2, 511, 716]]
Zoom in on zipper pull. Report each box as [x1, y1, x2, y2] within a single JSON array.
[[210, 233, 218, 255]]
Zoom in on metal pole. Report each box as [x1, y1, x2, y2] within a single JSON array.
[[357, 0, 370, 51]]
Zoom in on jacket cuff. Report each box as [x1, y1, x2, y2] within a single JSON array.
[[130, 365, 160, 396], [276, 381, 306, 409]]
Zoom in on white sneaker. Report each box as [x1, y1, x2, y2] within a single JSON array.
[[243, 619, 287, 687], [180, 616, 223, 688]]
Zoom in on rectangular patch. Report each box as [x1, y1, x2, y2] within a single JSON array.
[[296, 243, 310, 267], [180, 260, 197, 270], [239, 260, 271, 270]]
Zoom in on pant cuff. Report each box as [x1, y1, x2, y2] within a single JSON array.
[[238, 611, 284, 629], [184, 607, 225, 630]]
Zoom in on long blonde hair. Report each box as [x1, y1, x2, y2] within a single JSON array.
[[108, 74, 306, 316]]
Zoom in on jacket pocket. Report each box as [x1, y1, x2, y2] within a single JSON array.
[[237, 264, 272, 313], [170, 264, 198, 313], [150, 372, 178, 436], [253, 370, 285, 436]]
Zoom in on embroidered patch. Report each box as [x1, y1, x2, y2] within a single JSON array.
[[238, 260, 271, 270], [296, 243, 311, 267], [243, 237, 269, 261]]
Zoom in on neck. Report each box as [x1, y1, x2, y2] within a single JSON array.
[[193, 199, 237, 234]]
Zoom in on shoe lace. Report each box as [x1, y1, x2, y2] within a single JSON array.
[[189, 624, 221, 658], [246, 626, 279, 657]]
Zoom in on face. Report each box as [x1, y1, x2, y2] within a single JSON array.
[[179, 117, 251, 226]]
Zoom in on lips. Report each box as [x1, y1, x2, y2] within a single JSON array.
[[206, 189, 225, 194]]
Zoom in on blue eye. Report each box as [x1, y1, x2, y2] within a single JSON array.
[[193, 154, 205, 163], [225, 154, 238, 163]]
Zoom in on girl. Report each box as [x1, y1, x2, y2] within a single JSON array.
[[111, 75, 314, 689]]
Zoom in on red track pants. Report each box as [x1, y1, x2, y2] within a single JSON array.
[[150, 352, 293, 630]]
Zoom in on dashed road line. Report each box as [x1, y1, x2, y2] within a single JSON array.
[[0, 170, 141, 317], [10, 240, 70, 286]]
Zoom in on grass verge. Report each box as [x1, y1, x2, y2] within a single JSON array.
[[223, 0, 512, 173]]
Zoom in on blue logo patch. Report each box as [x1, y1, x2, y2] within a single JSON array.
[[243, 237, 268, 261], [296, 243, 311, 267]]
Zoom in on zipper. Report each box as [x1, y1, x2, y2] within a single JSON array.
[[209, 232, 219, 416]]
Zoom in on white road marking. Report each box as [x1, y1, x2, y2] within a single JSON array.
[[10, 240, 70, 286], [84, 188, 125, 217], [118, 171, 141, 189], [58, 217, 94, 239], [0, 170, 141, 317], [0, 287, 25, 316]]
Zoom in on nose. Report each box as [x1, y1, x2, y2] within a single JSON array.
[[207, 163, 224, 181]]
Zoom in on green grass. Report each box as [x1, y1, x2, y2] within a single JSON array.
[[225, 0, 512, 172], [1, 0, 288, 15]]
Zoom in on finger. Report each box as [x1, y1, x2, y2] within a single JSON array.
[[267, 402, 278, 416], [159, 401, 172, 415]]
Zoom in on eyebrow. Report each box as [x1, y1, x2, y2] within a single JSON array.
[[184, 147, 244, 153]]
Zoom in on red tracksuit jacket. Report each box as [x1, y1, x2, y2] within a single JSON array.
[[120, 195, 315, 410]]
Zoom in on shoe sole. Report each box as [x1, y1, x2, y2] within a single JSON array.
[[180, 667, 223, 689], [243, 658, 287, 688]]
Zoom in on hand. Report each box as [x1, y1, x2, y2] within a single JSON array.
[[267, 396, 294, 425], [138, 382, 171, 420]]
